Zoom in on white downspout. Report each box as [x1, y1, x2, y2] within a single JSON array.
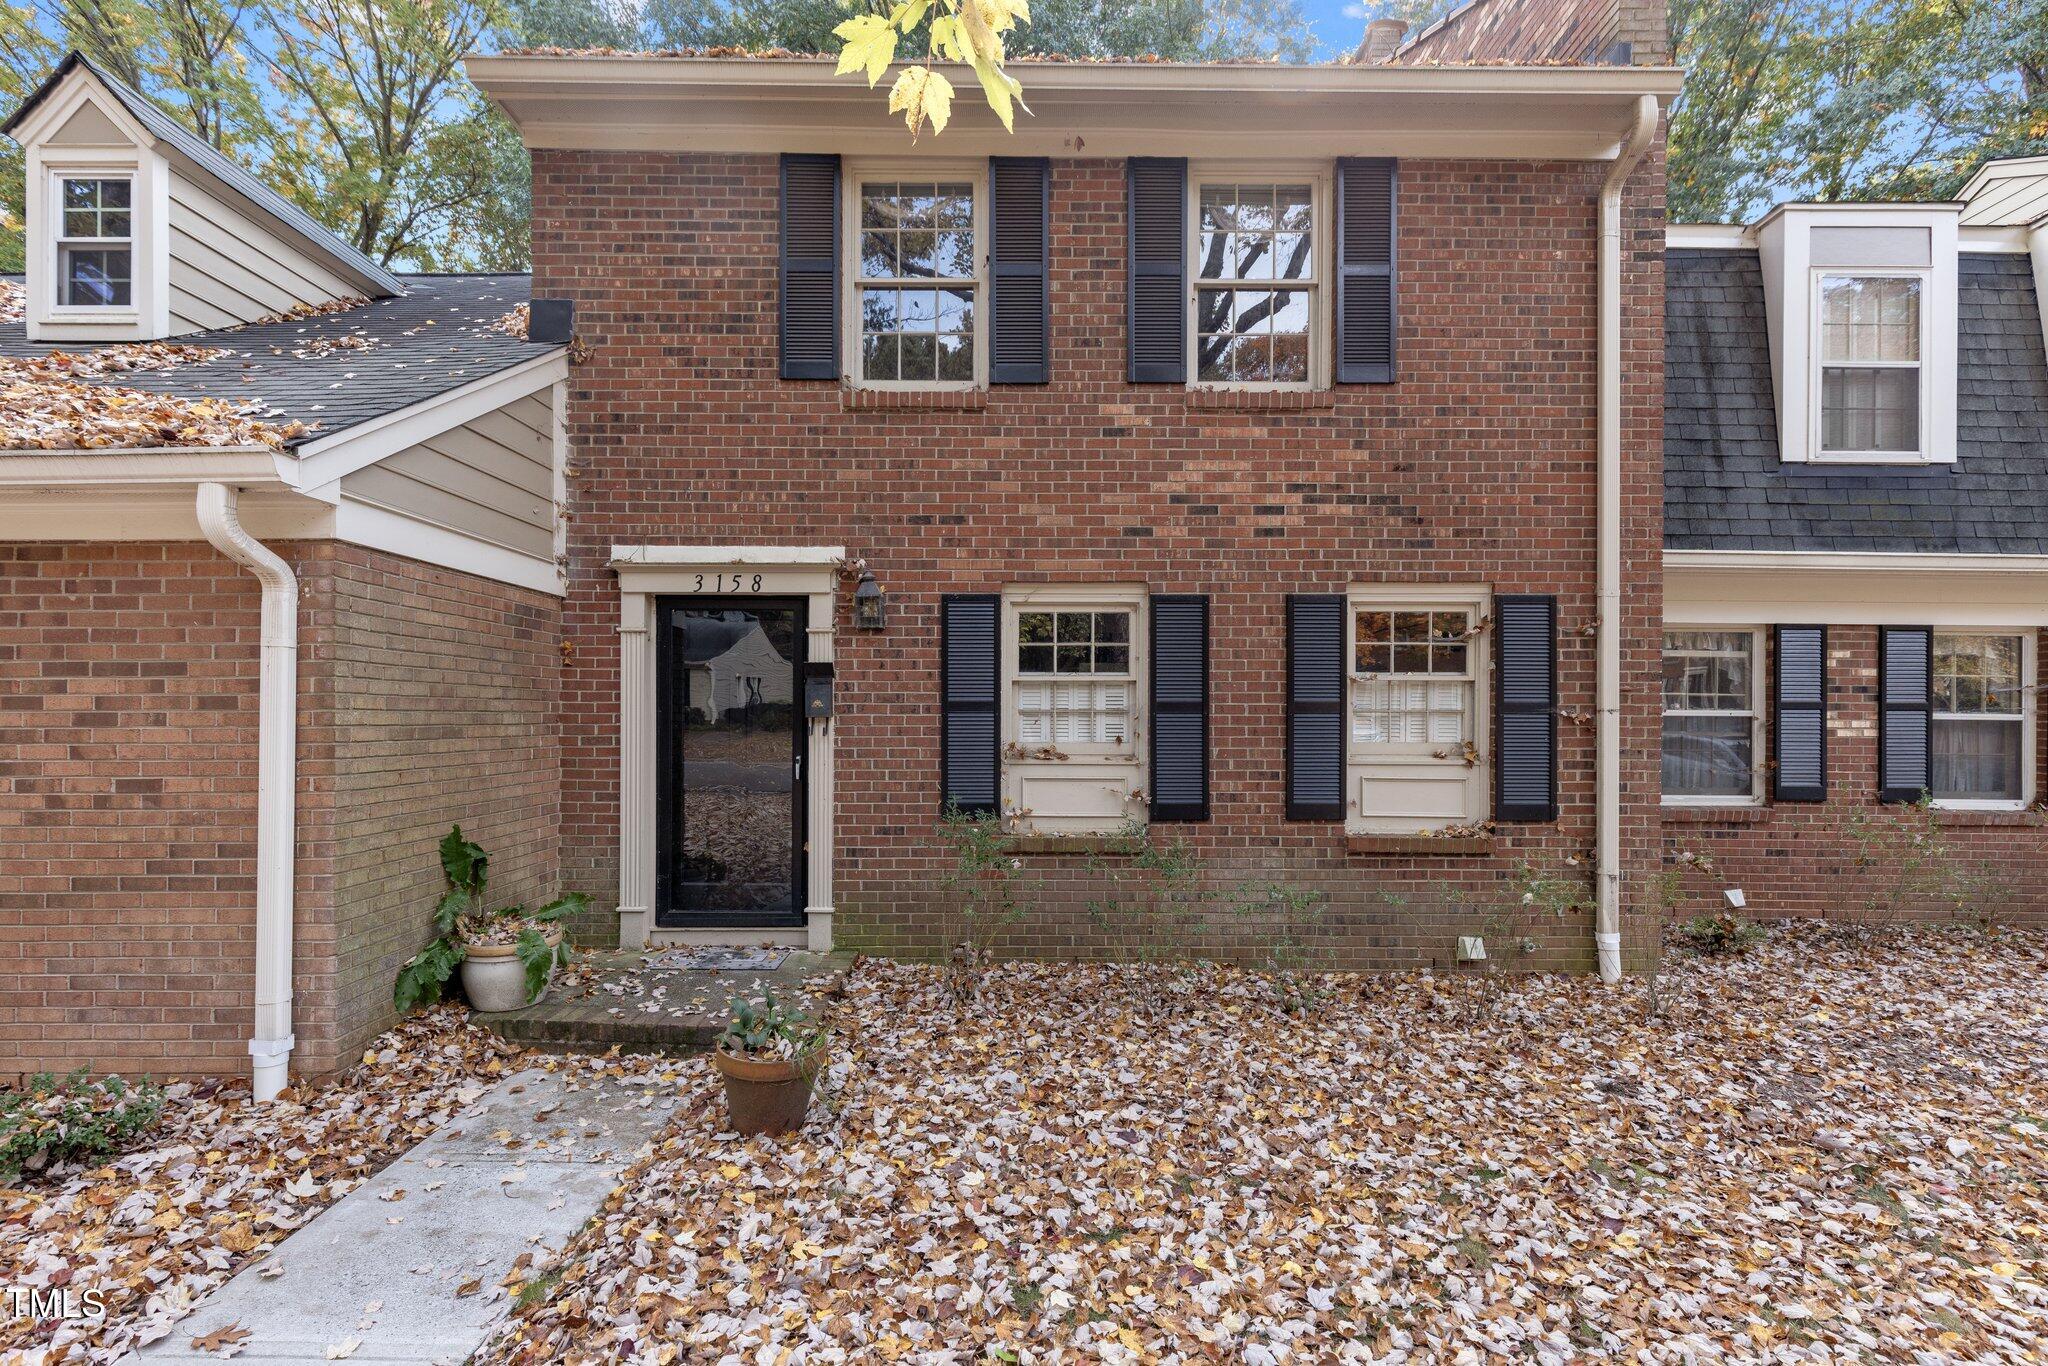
[[195, 482, 298, 1099], [2027, 216, 2048, 359], [1596, 95, 1660, 983]]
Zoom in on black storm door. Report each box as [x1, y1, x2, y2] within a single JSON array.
[[655, 597, 807, 927]]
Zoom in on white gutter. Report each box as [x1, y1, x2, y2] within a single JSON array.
[[0, 445, 287, 487], [1595, 94, 1659, 984], [2028, 215, 2048, 358], [195, 482, 299, 1101]]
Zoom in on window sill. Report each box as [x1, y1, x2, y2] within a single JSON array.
[[1347, 834, 1493, 856], [1661, 805, 1769, 824], [1927, 806, 2042, 827], [1186, 387, 1335, 413], [1001, 834, 1144, 857], [842, 386, 988, 412]]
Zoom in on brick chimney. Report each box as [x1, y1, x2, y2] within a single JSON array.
[[1352, 17, 1409, 64], [1613, 0, 1669, 63]]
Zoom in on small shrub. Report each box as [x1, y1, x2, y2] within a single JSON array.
[[1227, 880, 1333, 1014], [936, 805, 1031, 1007], [1087, 825, 1215, 1013], [1844, 797, 2014, 934], [1, 1069, 165, 1179], [1676, 912, 1768, 957]]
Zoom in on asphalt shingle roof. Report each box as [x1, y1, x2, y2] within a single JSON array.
[[0, 274, 552, 449], [1665, 248, 2048, 554]]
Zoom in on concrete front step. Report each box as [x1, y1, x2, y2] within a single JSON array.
[[476, 948, 851, 1055]]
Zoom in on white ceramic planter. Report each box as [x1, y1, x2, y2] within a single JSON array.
[[459, 930, 560, 1013]]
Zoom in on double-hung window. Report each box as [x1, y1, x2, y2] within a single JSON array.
[[851, 174, 983, 388], [1818, 273, 1922, 457], [1346, 590, 1489, 831], [55, 175, 133, 309], [1661, 630, 1762, 803], [1002, 589, 1146, 834], [1193, 177, 1321, 388], [1931, 632, 2028, 806]]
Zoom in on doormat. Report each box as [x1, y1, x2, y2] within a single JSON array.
[[644, 947, 791, 972]]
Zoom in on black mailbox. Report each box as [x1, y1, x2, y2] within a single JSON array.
[[804, 661, 835, 718]]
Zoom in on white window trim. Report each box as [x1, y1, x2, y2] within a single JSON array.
[[1930, 627, 2036, 813], [49, 169, 137, 316], [1344, 582, 1490, 834], [1659, 625, 1766, 808], [1001, 584, 1148, 835], [840, 160, 989, 392], [1186, 162, 1333, 393], [1809, 267, 1930, 464]]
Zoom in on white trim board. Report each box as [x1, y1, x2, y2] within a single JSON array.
[[294, 350, 570, 489], [1667, 559, 2048, 626], [331, 497, 564, 597]]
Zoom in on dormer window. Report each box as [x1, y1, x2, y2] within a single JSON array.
[[55, 174, 132, 308], [1819, 273, 1922, 455]]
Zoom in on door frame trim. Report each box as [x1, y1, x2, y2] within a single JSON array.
[[655, 594, 808, 930], [614, 546, 841, 951]]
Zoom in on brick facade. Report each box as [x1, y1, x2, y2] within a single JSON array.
[[0, 540, 560, 1081], [1659, 626, 2048, 931], [535, 144, 1669, 972]]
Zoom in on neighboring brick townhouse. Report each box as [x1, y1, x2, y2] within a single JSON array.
[[1661, 167, 2048, 926], [468, 0, 1681, 982]]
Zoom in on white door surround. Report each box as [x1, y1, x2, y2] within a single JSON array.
[[612, 545, 843, 951]]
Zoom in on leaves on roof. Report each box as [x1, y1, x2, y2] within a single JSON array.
[[490, 304, 530, 339], [0, 280, 23, 326], [1, 347, 312, 451]]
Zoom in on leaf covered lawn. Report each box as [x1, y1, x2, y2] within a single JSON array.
[[483, 928, 2048, 1363]]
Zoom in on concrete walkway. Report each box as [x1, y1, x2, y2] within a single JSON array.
[[141, 1065, 681, 1364]]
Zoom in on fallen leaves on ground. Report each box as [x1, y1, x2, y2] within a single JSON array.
[[482, 926, 2048, 1363], [0, 1008, 522, 1363]]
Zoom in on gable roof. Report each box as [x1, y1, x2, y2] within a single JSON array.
[[1665, 248, 2048, 554], [1, 52, 405, 298], [0, 274, 552, 450], [1395, 0, 1620, 65]]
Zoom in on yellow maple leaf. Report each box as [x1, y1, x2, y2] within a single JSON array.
[[833, 14, 899, 88], [888, 65, 955, 139]]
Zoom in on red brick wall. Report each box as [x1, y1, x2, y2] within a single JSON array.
[[0, 540, 561, 1081], [535, 147, 1669, 971], [1659, 626, 2048, 930]]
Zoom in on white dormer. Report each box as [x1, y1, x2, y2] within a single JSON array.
[[3, 53, 402, 344], [1755, 204, 1961, 466]]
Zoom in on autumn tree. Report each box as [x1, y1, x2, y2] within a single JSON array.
[[54, 0, 269, 153]]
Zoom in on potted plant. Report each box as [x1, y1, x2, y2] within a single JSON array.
[[712, 989, 828, 1136], [393, 826, 587, 1015]]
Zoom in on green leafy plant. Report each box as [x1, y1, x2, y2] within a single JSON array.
[[937, 804, 1033, 1006], [1677, 912, 1769, 957], [718, 987, 826, 1062], [393, 825, 587, 1012], [1, 1069, 165, 1179]]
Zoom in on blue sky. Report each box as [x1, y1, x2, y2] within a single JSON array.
[[1299, 0, 1373, 58]]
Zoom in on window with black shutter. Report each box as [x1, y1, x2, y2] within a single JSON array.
[[1335, 157, 1396, 384], [989, 156, 1049, 384], [1127, 157, 1186, 383], [1494, 595, 1558, 822], [779, 153, 839, 380], [1286, 594, 1346, 820], [941, 595, 1000, 815], [1149, 595, 1209, 822], [1773, 625, 1827, 802], [1879, 626, 1933, 803]]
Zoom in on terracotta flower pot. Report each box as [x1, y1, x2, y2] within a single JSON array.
[[459, 927, 563, 1013], [712, 1041, 827, 1136]]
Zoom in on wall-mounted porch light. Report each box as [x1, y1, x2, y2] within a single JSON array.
[[853, 570, 886, 630]]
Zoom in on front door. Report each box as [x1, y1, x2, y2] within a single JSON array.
[[655, 597, 806, 928]]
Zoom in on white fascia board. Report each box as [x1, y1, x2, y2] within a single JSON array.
[[1666, 548, 2048, 574], [1667, 223, 1751, 249], [612, 544, 848, 568], [333, 497, 565, 596], [1960, 225, 2031, 253], [1666, 551, 2048, 626], [0, 444, 291, 487], [292, 350, 570, 489]]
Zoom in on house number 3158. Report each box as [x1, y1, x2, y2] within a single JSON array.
[[693, 573, 765, 592]]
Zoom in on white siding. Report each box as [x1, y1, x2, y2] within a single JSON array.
[[340, 392, 558, 559], [167, 171, 360, 331]]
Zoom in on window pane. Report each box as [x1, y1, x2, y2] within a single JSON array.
[[62, 247, 131, 306], [100, 178, 130, 209], [1018, 612, 1053, 644], [937, 334, 973, 382], [1822, 276, 1920, 362], [1055, 612, 1089, 643], [898, 334, 936, 380], [1933, 718, 2022, 801], [1662, 631, 1752, 711], [1935, 634, 2022, 715], [1353, 679, 1469, 745], [1822, 367, 1919, 453], [861, 232, 898, 277], [1662, 714, 1753, 797], [1019, 644, 1055, 673], [861, 331, 898, 382], [1198, 184, 1312, 284], [63, 178, 96, 211]]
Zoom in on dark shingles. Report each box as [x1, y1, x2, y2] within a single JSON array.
[[1665, 249, 2048, 554], [0, 274, 555, 448]]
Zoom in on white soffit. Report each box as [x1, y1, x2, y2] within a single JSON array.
[[467, 56, 1682, 160]]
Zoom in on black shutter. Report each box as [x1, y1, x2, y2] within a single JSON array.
[[940, 595, 1000, 815], [1285, 594, 1345, 821], [779, 153, 839, 380], [1773, 625, 1827, 802], [1879, 626, 1933, 803], [1149, 595, 1209, 822], [1127, 157, 1186, 383], [1494, 594, 1558, 822], [1336, 157, 1397, 384], [990, 156, 1049, 384]]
